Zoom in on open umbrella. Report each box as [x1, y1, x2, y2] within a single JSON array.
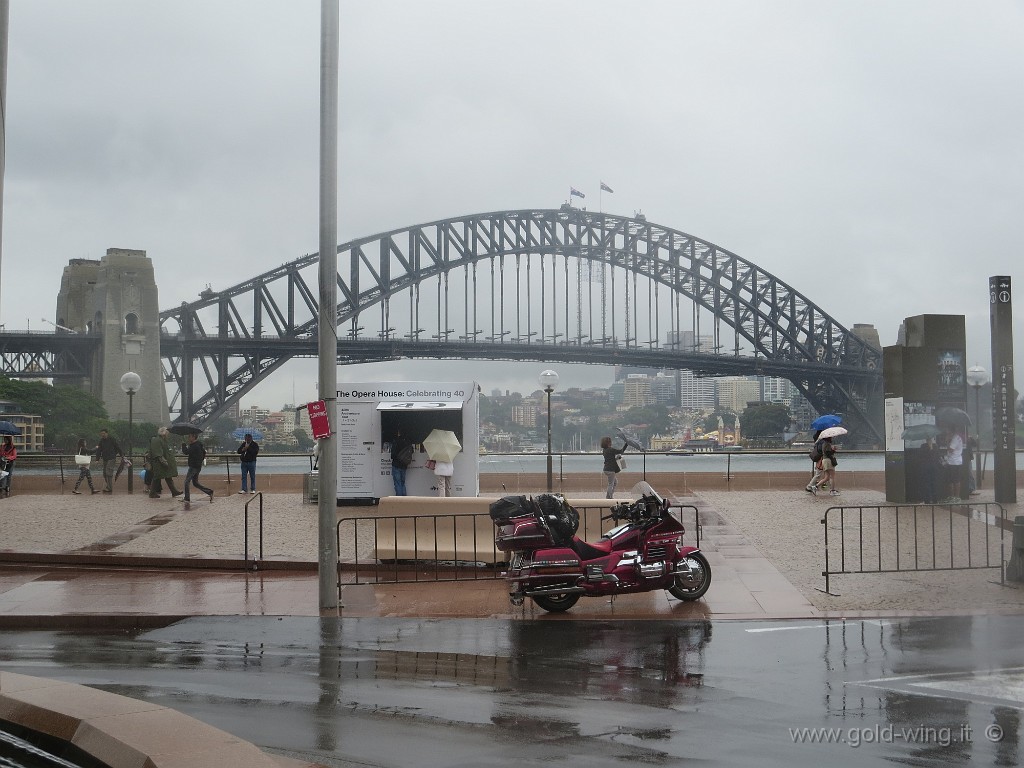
[[422, 429, 462, 463], [168, 422, 203, 436], [0, 421, 21, 436], [810, 414, 842, 431], [901, 423, 942, 441], [935, 407, 971, 428], [818, 426, 848, 439]]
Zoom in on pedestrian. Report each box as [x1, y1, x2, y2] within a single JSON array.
[[148, 427, 183, 499], [804, 430, 825, 494], [72, 438, 100, 494], [180, 432, 214, 508], [95, 428, 124, 494], [964, 435, 979, 496], [809, 437, 840, 496], [600, 435, 627, 499], [939, 427, 964, 502], [431, 457, 454, 497], [237, 433, 260, 494], [390, 428, 413, 496], [0, 436, 16, 497]]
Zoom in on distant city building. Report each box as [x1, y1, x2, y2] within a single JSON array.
[[0, 401, 45, 452], [239, 406, 270, 427], [678, 370, 716, 410], [716, 377, 760, 412], [511, 404, 539, 428], [623, 374, 655, 407]]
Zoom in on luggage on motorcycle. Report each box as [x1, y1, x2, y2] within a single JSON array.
[[489, 495, 539, 524], [535, 493, 580, 545]]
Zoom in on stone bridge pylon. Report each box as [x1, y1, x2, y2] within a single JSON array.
[[55, 248, 167, 424]]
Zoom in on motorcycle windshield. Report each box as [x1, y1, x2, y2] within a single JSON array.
[[630, 481, 662, 505]]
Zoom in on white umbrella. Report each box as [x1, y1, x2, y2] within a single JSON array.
[[422, 429, 462, 463], [818, 426, 848, 439]]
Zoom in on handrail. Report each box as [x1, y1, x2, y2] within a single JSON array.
[[243, 492, 264, 569]]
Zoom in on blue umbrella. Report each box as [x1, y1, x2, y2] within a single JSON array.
[[810, 414, 842, 431], [231, 428, 264, 441], [0, 421, 21, 436]]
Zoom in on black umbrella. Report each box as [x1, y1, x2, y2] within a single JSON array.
[[935, 407, 971, 428], [168, 422, 203, 436], [0, 421, 21, 436]]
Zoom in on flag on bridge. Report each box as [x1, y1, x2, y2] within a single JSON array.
[[570, 187, 585, 199], [600, 181, 614, 193]]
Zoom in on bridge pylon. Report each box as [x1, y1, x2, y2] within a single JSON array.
[[55, 248, 168, 424]]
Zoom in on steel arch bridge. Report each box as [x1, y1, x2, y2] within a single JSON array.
[[159, 207, 883, 444]]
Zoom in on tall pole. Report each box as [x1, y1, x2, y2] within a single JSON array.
[[127, 390, 134, 494], [317, 0, 340, 609], [545, 386, 553, 491]]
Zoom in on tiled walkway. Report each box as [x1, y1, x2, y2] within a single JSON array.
[[0, 489, 821, 626]]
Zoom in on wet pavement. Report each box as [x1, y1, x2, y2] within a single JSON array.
[[1, 615, 1022, 767], [2, 487, 1023, 766]]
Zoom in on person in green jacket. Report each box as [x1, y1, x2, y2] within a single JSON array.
[[148, 427, 183, 499]]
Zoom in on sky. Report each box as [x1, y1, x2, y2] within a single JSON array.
[[2, 0, 1022, 411]]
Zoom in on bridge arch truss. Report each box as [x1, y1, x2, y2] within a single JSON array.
[[160, 208, 883, 443]]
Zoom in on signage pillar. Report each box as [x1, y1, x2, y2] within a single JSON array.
[[989, 276, 1016, 504]]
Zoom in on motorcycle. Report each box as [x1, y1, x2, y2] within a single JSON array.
[[490, 482, 711, 612]]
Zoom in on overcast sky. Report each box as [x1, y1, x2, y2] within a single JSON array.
[[2, 1, 1022, 411]]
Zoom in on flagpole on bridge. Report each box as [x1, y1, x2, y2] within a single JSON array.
[[317, 0, 340, 610]]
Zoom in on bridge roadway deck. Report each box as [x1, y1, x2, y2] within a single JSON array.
[[0, 473, 1020, 627]]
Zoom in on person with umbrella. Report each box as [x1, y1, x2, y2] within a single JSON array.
[[180, 432, 214, 508], [805, 416, 841, 494], [95, 428, 124, 494], [809, 426, 845, 496], [0, 435, 16, 498], [423, 429, 460, 497], [939, 425, 965, 502], [148, 427, 183, 499]]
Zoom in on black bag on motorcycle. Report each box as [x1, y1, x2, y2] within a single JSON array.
[[535, 493, 580, 546], [489, 495, 538, 524]]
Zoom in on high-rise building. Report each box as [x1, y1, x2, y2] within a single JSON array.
[[716, 376, 760, 412], [678, 369, 716, 410]]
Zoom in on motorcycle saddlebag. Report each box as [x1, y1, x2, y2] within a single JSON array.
[[495, 516, 556, 552]]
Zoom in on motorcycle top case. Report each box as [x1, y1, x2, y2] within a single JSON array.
[[489, 495, 539, 524]]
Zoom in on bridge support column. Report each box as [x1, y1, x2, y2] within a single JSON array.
[[55, 248, 168, 425]]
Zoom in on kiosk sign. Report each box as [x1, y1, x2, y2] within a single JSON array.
[[333, 381, 480, 502]]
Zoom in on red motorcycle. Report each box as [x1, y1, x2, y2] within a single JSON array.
[[490, 482, 711, 612]]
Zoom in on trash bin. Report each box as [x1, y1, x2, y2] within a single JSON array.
[[303, 471, 319, 504]]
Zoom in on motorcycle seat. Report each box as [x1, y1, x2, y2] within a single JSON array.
[[570, 536, 612, 561]]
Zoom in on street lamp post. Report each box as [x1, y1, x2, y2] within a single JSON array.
[[966, 364, 989, 490], [539, 369, 559, 492], [119, 372, 142, 494]]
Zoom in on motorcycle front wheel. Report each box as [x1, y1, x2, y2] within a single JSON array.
[[531, 592, 581, 612], [669, 552, 712, 601]]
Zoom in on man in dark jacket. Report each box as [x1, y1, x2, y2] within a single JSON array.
[[181, 433, 214, 507], [96, 429, 124, 493], [237, 433, 260, 494]]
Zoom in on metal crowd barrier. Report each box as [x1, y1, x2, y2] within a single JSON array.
[[820, 501, 1006, 595], [336, 503, 701, 592]]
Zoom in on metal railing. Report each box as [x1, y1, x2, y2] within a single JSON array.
[[821, 502, 1006, 595], [243, 492, 264, 568], [336, 503, 701, 592]]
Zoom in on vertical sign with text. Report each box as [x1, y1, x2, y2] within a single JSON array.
[[307, 399, 332, 440], [989, 276, 1016, 504]]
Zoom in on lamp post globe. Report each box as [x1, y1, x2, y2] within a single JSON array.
[[539, 370, 559, 491], [119, 372, 142, 493]]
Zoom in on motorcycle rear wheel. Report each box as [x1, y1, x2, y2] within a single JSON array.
[[668, 552, 712, 601], [531, 592, 581, 612]]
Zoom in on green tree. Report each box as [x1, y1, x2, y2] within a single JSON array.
[[293, 428, 314, 452], [0, 378, 109, 450], [741, 403, 791, 437]]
